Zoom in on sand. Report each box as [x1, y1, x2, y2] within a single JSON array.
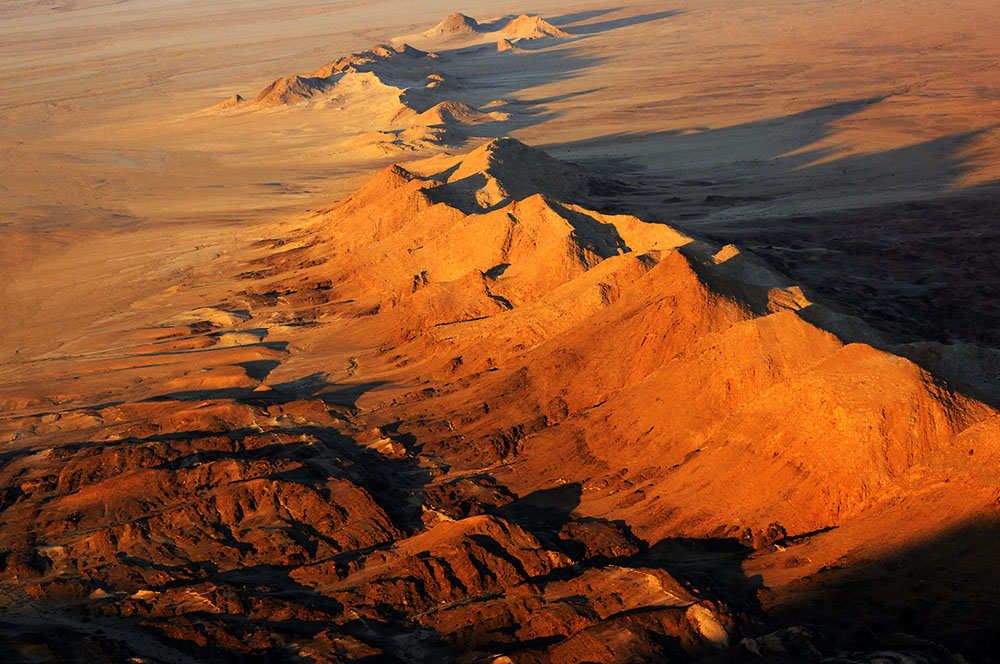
[[3, 2, 1000, 661]]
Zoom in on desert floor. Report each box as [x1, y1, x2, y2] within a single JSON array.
[[3, 1, 1000, 661], [4, 0, 1000, 362]]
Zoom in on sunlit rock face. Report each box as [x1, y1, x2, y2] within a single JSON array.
[[2, 5, 1000, 663]]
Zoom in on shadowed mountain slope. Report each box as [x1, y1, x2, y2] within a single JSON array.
[[1, 138, 996, 662]]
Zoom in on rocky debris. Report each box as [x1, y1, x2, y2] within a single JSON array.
[[0, 394, 750, 662], [738, 627, 970, 663], [3, 138, 999, 662]]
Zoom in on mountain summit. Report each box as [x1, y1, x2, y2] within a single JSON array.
[[424, 12, 482, 37]]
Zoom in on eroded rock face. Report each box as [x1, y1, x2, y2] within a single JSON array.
[[0, 396, 749, 662], [0, 137, 995, 663]]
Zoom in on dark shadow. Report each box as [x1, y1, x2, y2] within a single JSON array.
[[548, 200, 631, 255], [638, 537, 763, 615], [213, 326, 269, 339], [499, 483, 582, 536], [235, 359, 280, 382], [318, 381, 388, 407], [477, 15, 518, 32], [127, 339, 289, 359], [561, 10, 684, 35], [427, 161, 462, 182], [498, 35, 578, 52], [141, 386, 255, 402], [424, 172, 491, 213], [267, 371, 329, 398], [550, 96, 887, 195], [715, 180, 1000, 353], [546, 8, 621, 26], [141, 371, 388, 411], [119, 604, 453, 664], [548, 97, 1000, 358], [484, 263, 510, 279], [0, 618, 208, 664], [762, 516, 1000, 661], [517, 87, 605, 106], [411, 42, 608, 144], [497, 483, 585, 555], [775, 525, 837, 547]]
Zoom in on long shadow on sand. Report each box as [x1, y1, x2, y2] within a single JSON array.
[[141, 372, 388, 410], [429, 39, 606, 114], [560, 9, 685, 35], [551, 97, 1000, 353], [545, 8, 621, 26], [417, 8, 684, 143]]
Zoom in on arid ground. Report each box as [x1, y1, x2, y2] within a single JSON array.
[[2, 1, 1000, 662]]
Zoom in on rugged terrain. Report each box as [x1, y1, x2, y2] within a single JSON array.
[[3, 3, 1000, 663], [2, 136, 998, 662]]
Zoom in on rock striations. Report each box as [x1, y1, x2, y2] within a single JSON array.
[[2, 136, 995, 661]]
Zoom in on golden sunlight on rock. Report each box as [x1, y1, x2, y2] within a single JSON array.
[[1, 1, 999, 662]]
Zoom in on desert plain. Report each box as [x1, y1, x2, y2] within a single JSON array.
[[2, 1, 1000, 662]]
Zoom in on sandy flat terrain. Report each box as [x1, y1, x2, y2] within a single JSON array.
[[3, 1, 1000, 357], [3, 2, 1000, 662]]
